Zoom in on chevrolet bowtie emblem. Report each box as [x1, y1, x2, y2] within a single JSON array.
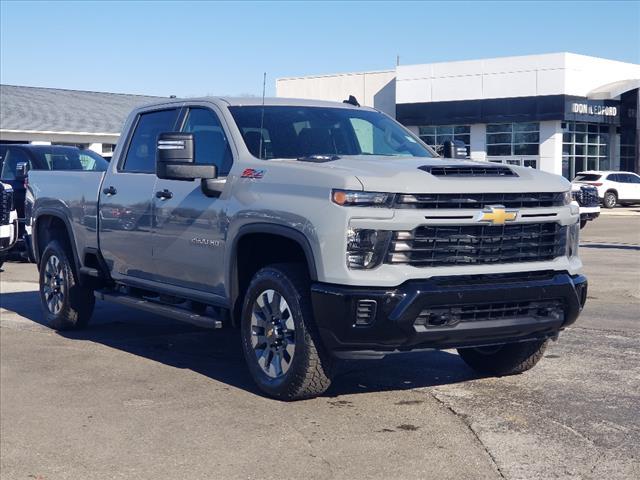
[[477, 205, 518, 225]]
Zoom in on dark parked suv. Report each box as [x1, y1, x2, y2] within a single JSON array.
[[0, 144, 108, 256]]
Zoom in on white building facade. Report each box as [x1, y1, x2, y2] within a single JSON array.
[[277, 53, 640, 178]]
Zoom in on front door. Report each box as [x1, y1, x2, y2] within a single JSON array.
[[151, 106, 234, 297], [99, 107, 180, 282]]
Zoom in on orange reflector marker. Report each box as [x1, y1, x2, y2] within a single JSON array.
[[332, 190, 347, 205]]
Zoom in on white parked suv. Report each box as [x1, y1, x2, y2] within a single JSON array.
[[573, 171, 640, 209]]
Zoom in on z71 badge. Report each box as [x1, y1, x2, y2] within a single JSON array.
[[241, 168, 265, 179]]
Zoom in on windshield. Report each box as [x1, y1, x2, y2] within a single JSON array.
[[34, 147, 109, 171], [229, 106, 435, 159]]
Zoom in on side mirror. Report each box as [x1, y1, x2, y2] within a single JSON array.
[[156, 132, 217, 181], [442, 140, 467, 159], [15, 162, 29, 180]]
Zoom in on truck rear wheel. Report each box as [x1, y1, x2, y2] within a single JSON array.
[[39, 240, 95, 331], [457, 339, 548, 376], [240, 263, 332, 400]]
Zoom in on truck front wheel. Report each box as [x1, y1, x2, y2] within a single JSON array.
[[39, 240, 95, 330], [457, 339, 548, 376], [240, 264, 332, 400]]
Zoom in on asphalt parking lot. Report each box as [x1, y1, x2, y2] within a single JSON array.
[[1, 213, 639, 480]]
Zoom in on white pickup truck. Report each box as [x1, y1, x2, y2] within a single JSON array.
[[27, 97, 588, 400], [0, 181, 18, 268]]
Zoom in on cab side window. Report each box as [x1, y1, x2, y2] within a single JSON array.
[[123, 109, 179, 173], [181, 108, 233, 176]]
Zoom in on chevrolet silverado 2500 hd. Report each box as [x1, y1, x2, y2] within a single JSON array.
[[27, 97, 587, 400]]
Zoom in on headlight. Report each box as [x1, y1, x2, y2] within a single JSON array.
[[566, 222, 580, 258], [332, 190, 394, 207], [347, 229, 392, 269], [562, 190, 573, 206]]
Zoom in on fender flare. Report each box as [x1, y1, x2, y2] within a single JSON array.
[[228, 223, 319, 315], [33, 209, 82, 275]]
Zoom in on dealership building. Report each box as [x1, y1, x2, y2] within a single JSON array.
[[277, 53, 640, 178]]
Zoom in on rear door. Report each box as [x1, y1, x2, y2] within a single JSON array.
[[621, 173, 640, 200], [151, 105, 234, 297], [99, 107, 180, 282]]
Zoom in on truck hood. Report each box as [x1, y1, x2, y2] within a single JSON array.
[[280, 155, 570, 194]]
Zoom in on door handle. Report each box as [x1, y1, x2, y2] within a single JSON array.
[[155, 189, 173, 200], [102, 186, 117, 196]]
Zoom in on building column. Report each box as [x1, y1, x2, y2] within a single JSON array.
[[609, 126, 620, 171], [470, 124, 486, 161], [538, 120, 562, 175]]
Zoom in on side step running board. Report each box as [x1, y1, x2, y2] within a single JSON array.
[[95, 291, 223, 329]]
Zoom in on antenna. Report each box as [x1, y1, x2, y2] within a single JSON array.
[[259, 72, 266, 160]]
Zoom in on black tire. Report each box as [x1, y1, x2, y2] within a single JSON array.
[[580, 219, 588, 229], [39, 240, 95, 331], [457, 339, 548, 376], [603, 191, 617, 209], [240, 263, 332, 400]]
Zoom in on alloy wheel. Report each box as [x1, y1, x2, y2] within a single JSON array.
[[43, 254, 65, 315], [250, 289, 296, 378]]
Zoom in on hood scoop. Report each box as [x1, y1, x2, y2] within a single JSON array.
[[419, 164, 518, 177]]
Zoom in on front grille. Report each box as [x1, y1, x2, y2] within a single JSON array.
[[395, 192, 565, 209], [419, 165, 517, 177], [571, 186, 599, 207], [0, 188, 13, 225], [414, 300, 564, 328], [387, 223, 567, 267]]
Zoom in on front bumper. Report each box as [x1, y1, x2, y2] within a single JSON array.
[[311, 271, 587, 358], [580, 211, 600, 222]]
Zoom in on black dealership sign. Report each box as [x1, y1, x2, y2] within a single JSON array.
[[564, 98, 620, 124], [396, 94, 622, 126]]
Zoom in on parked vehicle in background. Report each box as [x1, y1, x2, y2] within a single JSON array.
[[0, 145, 108, 257], [570, 183, 600, 229], [0, 182, 18, 268], [573, 171, 640, 209], [27, 97, 587, 400]]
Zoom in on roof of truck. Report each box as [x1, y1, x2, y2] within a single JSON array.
[[218, 97, 371, 109]]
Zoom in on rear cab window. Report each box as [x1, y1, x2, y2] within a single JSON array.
[[122, 109, 180, 173]]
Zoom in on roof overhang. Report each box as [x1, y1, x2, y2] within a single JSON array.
[[587, 79, 640, 100]]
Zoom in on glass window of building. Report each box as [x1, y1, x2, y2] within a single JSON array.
[[620, 130, 636, 172], [486, 123, 540, 156], [562, 122, 610, 179], [418, 125, 470, 156]]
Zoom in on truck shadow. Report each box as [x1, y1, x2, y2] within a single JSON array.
[[1, 290, 480, 399]]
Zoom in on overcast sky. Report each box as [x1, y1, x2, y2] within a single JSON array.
[[1, 0, 638, 97]]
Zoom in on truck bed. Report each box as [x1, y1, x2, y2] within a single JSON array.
[[28, 170, 105, 256]]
